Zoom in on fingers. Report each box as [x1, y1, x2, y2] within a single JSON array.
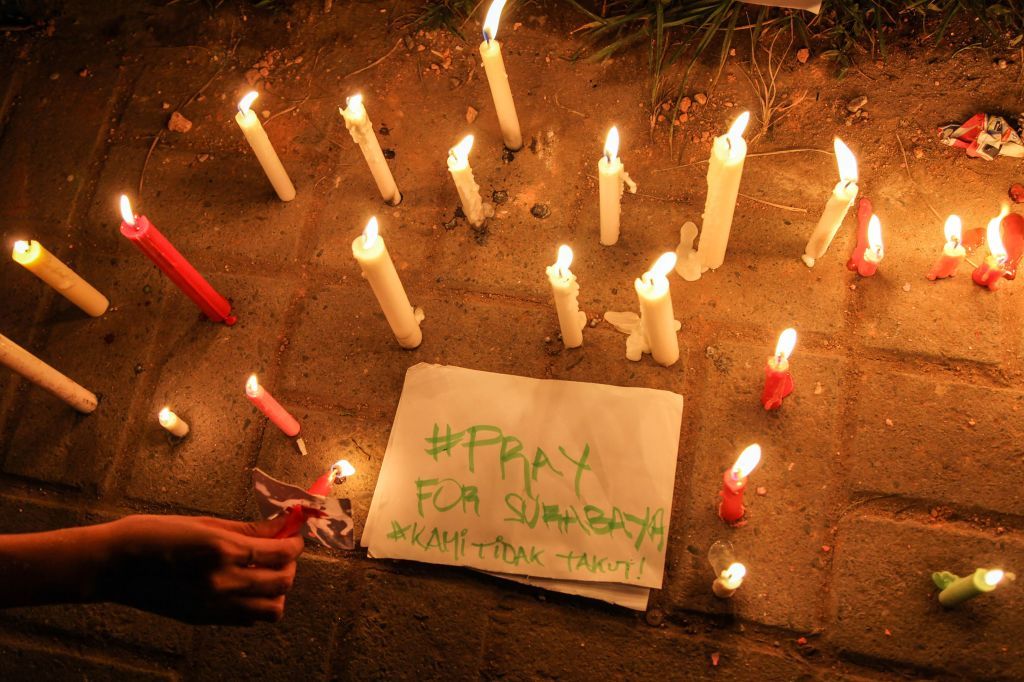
[[230, 564, 298, 598], [234, 534, 305, 569], [197, 515, 289, 537], [218, 595, 287, 625]]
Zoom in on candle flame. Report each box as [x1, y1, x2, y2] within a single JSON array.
[[834, 137, 858, 184], [604, 126, 619, 163], [331, 459, 357, 481], [158, 407, 174, 427], [774, 327, 797, 362], [344, 93, 364, 115], [483, 0, 506, 42], [119, 194, 135, 226], [943, 215, 962, 245], [245, 374, 260, 397], [983, 569, 1005, 587], [731, 444, 761, 480], [987, 206, 1009, 261], [867, 215, 884, 258], [13, 240, 30, 255], [645, 252, 677, 281], [363, 217, 380, 249], [554, 244, 573, 278], [238, 91, 259, 115], [449, 134, 474, 166], [727, 112, 750, 144], [722, 562, 746, 588]]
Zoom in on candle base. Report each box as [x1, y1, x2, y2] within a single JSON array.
[[712, 580, 738, 599], [386, 192, 403, 207], [800, 254, 816, 268]]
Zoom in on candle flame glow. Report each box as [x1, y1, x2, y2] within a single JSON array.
[[604, 126, 619, 163], [158, 407, 174, 427], [645, 252, 677, 282], [449, 134, 474, 166], [774, 327, 797, 363], [13, 240, 30, 255], [245, 374, 260, 397], [943, 215, 962, 246], [987, 206, 1009, 261], [331, 459, 357, 481], [731, 444, 761, 480], [119, 194, 135, 226], [238, 91, 259, 115], [363, 217, 380, 250], [867, 215, 884, 258], [483, 0, 506, 43], [345, 93, 364, 115], [722, 562, 746, 589], [727, 112, 750, 144], [834, 137, 858, 184], [554, 244, 573, 279], [983, 569, 1005, 587]]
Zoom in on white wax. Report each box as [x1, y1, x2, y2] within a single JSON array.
[[447, 157, 486, 227], [0, 332, 97, 413], [159, 409, 190, 438], [712, 574, 741, 598], [598, 156, 637, 246], [802, 180, 859, 267], [634, 276, 679, 367], [234, 109, 296, 202], [697, 132, 747, 271], [340, 101, 402, 206], [480, 39, 523, 151], [546, 267, 586, 348], [352, 233, 423, 349]]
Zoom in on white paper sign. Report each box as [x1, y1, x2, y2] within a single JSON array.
[[363, 364, 683, 589]]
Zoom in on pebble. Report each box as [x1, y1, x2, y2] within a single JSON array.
[[644, 608, 665, 627], [796, 48, 809, 64], [466, 106, 478, 124], [846, 95, 868, 113], [694, 93, 707, 106], [491, 189, 508, 205], [998, 58, 1008, 69], [530, 203, 550, 219], [814, 382, 823, 395], [902, 283, 911, 292], [678, 96, 691, 113], [756, 486, 767, 496], [167, 111, 192, 133]]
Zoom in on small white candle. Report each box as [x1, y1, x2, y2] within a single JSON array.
[[635, 252, 680, 367], [545, 245, 586, 349], [802, 138, 859, 267], [697, 112, 750, 272], [12, 239, 109, 317], [479, 0, 523, 151], [158, 407, 190, 438], [0, 332, 97, 413], [351, 217, 423, 349], [234, 91, 296, 202], [712, 562, 747, 598], [447, 135, 487, 227], [339, 94, 402, 206], [598, 127, 637, 246]]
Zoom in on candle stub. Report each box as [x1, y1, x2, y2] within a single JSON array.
[[446, 135, 493, 227], [245, 374, 301, 438], [604, 253, 681, 367], [158, 407, 190, 438], [926, 215, 966, 281], [545, 245, 586, 348], [719, 444, 761, 524]]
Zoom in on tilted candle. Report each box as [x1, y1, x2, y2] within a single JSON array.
[[0, 332, 97, 413], [351, 217, 423, 349], [234, 91, 296, 202], [697, 112, 749, 273], [246, 374, 301, 437], [802, 138, 859, 267], [12, 239, 109, 317], [479, 0, 523, 150], [762, 327, 796, 411], [635, 253, 680, 367], [972, 208, 1010, 291], [598, 127, 637, 246], [158, 407, 190, 438], [339, 94, 402, 206], [274, 459, 357, 539], [447, 135, 488, 227], [719, 444, 761, 524], [926, 215, 965, 281], [545, 245, 586, 349], [933, 568, 1009, 607]]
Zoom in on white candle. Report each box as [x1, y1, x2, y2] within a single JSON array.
[[158, 407, 190, 438], [635, 252, 680, 367], [802, 138, 859, 267], [479, 0, 523, 151], [0, 332, 97, 413], [12, 240, 109, 317], [697, 112, 750, 272], [712, 562, 747, 598], [598, 126, 638, 246], [339, 94, 402, 206], [447, 135, 487, 227], [351, 217, 423, 349], [545, 245, 586, 349], [234, 91, 296, 202]]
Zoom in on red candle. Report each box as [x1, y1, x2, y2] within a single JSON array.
[[274, 459, 355, 539], [847, 214, 884, 277], [719, 444, 761, 524], [972, 210, 1009, 291], [927, 216, 965, 281], [245, 374, 300, 437], [118, 195, 236, 325], [761, 327, 796, 411]]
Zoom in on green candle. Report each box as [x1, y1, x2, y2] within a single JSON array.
[[933, 568, 1005, 607]]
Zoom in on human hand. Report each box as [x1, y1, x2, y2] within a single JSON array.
[[99, 514, 304, 625]]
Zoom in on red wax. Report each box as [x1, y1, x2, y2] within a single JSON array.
[[273, 471, 332, 539], [761, 357, 793, 410], [926, 249, 964, 281], [846, 198, 882, 277], [972, 256, 1005, 291], [246, 384, 301, 437], [120, 215, 236, 325], [719, 470, 748, 523], [1003, 212, 1023, 279]]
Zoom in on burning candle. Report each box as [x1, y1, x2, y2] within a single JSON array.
[[848, 214, 884, 277], [697, 112, 749, 273], [598, 126, 637, 246], [351, 217, 423, 349], [11, 239, 109, 317], [802, 138, 859, 268], [275, 459, 357, 539], [447, 135, 487, 227], [713, 563, 747, 599], [479, 0, 523, 151], [719, 444, 761, 524], [761, 327, 796, 411], [927, 216, 966, 281], [0, 332, 97, 413], [972, 208, 1010, 291], [119, 195, 237, 326], [339, 94, 402, 206], [545, 245, 586, 349], [635, 252, 680, 367], [933, 568, 1009, 607], [234, 91, 296, 202], [158, 407, 189, 438], [246, 374, 300, 438]]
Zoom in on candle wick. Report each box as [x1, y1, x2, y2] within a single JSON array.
[[483, 29, 491, 45]]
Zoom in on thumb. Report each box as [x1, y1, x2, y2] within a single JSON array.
[[242, 514, 296, 538]]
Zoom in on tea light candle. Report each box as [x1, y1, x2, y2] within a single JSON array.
[[339, 94, 402, 206], [11, 239, 109, 317], [447, 135, 487, 227], [927, 215, 966, 281], [712, 563, 747, 599], [351, 217, 423, 349], [719, 444, 761, 523], [802, 138, 859, 267], [0, 332, 97, 413], [762, 327, 796, 411], [246, 374, 300, 438], [480, 0, 523, 151], [635, 252, 680, 367], [234, 91, 296, 202], [973, 209, 1010, 291], [158, 407, 189, 438], [546, 245, 586, 348], [697, 112, 749, 272], [933, 568, 1008, 607], [598, 126, 637, 246]]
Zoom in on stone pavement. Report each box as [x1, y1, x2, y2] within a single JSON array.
[[0, 1, 1022, 680]]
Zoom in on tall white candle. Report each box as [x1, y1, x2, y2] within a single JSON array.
[[447, 135, 487, 227], [635, 252, 680, 367], [339, 94, 402, 206], [234, 91, 296, 202], [802, 138, 859, 267], [545, 245, 586, 348], [158, 407, 190, 438], [0, 332, 97, 413], [351, 217, 423, 349], [697, 112, 750, 272], [598, 127, 638, 246], [479, 0, 523, 151], [12, 240, 109, 317]]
